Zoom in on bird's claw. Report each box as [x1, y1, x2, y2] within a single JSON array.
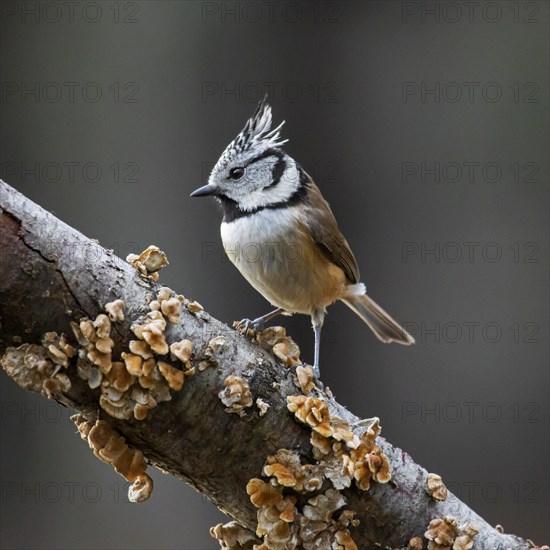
[[236, 318, 263, 335]]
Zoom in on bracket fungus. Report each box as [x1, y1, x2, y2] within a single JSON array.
[[155, 286, 184, 324], [287, 396, 390, 494], [424, 516, 479, 550], [244, 397, 371, 549], [126, 245, 169, 281], [287, 396, 333, 438], [105, 299, 125, 321], [256, 397, 270, 416], [263, 449, 324, 493], [158, 361, 185, 391], [1, 342, 72, 398], [72, 416, 153, 503], [187, 300, 204, 314], [295, 365, 315, 395], [219, 375, 254, 416], [210, 521, 260, 549], [69, 296, 188, 421], [246, 476, 359, 550], [407, 536, 424, 550], [426, 473, 448, 502], [255, 326, 301, 367], [170, 339, 193, 368]]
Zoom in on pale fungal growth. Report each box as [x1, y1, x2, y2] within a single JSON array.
[[408, 537, 424, 550], [453, 523, 480, 550], [206, 335, 226, 355], [256, 494, 299, 548], [72, 413, 93, 440], [73, 314, 117, 375], [1, 343, 72, 397], [42, 331, 76, 368], [76, 352, 102, 389], [105, 361, 134, 392], [126, 245, 168, 281], [287, 398, 390, 493], [426, 473, 448, 501], [247, 445, 360, 549], [93, 314, 111, 339], [256, 398, 270, 416], [129, 340, 153, 359], [128, 473, 154, 503], [72, 416, 154, 503], [153, 286, 183, 324], [299, 489, 358, 550], [272, 337, 301, 367], [131, 310, 169, 355], [158, 361, 184, 391], [334, 529, 358, 550], [198, 335, 225, 370], [246, 478, 283, 508], [324, 444, 355, 490], [256, 326, 301, 367], [187, 300, 204, 314], [87, 347, 112, 373], [256, 326, 286, 349], [3, 288, 188, 425], [105, 299, 125, 321], [246, 478, 299, 548], [263, 449, 324, 493], [121, 352, 144, 376], [219, 375, 253, 416], [350, 421, 391, 490], [161, 297, 182, 324], [287, 396, 333, 437], [210, 521, 259, 549], [295, 365, 315, 395], [42, 372, 72, 398], [331, 417, 360, 449], [170, 339, 193, 368], [424, 516, 479, 550], [99, 395, 133, 420], [73, 307, 180, 421], [310, 430, 332, 456]]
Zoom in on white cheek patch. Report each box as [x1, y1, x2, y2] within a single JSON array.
[[238, 161, 300, 211]]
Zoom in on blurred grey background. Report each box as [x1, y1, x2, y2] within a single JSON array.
[[1, 1, 548, 548]]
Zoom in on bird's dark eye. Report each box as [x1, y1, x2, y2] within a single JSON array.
[[229, 167, 245, 180]]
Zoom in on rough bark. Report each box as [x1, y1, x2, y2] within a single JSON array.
[[0, 180, 533, 549]]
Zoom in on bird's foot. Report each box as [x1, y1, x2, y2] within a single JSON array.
[[235, 317, 264, 336]]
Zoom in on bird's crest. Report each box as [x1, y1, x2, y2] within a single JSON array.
[[218, 96, 287, 166]]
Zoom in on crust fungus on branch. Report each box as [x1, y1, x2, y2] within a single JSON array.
[[72, 415, 153, 503], [426, 473, 448, 502]]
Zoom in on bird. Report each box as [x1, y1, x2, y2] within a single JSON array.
[[191, 97, 414, 376]]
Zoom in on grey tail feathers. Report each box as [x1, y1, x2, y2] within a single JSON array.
[[342, 294, 415, 345]]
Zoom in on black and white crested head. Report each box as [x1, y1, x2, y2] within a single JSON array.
[[203, 97, 309, 221], [218, 95, 288, 167]]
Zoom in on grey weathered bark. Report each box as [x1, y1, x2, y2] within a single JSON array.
[[0, 180, 534, 549]]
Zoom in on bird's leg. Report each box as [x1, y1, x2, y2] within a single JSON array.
[[236, 308, 285, 334], [312, 323, 322, 378], [310, 310, 325, 378]]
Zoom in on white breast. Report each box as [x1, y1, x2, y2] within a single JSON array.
[[221, 207, 303, 266], [220, 206, 344, 314]]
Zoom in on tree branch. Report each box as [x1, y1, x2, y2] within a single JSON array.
[[0, 180, 535, 549]]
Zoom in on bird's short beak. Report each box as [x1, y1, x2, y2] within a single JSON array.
[[190, 183, 217, 197]]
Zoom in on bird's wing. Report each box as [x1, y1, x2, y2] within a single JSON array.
[[302, 180, 360, 284]]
